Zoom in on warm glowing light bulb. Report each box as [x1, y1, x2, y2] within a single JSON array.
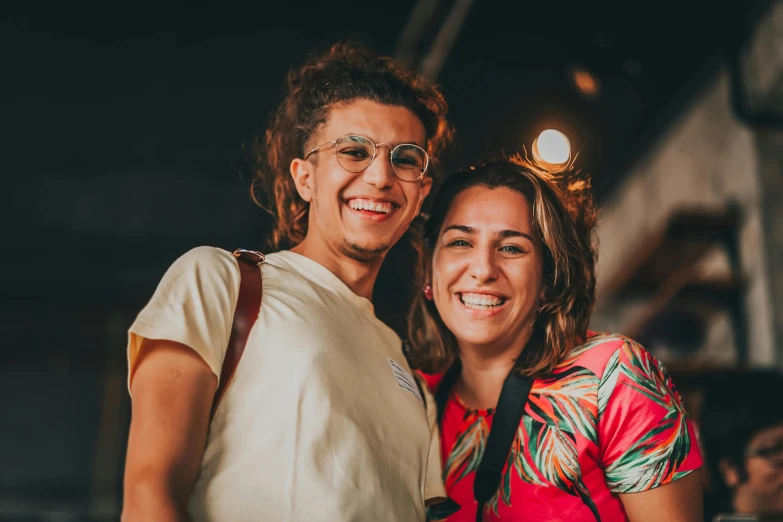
[[533, 129, 571, 166], [570, 67, 601, 99]]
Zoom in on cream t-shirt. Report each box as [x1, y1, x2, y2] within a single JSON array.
[[127, 246, 445, 522]]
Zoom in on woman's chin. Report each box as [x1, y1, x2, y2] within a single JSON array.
[[448, 327, 502, 350]]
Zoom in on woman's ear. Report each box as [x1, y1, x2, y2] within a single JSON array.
[[423, 253, 434, 298], [538, 283, 550, 307], [719, 458, 741, 487]]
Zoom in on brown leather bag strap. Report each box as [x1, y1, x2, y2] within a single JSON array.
[[210, 249, 265, 421]]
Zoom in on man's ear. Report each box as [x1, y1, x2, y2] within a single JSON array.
[[719, 458, 741, 487], [415, 175, 433, 215], [290, 158, 314, 202]]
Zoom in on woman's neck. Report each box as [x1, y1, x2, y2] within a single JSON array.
[[455, 329, 533, 410]]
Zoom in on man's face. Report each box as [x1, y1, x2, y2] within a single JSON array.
[[731, 424, 783, 514], [292, 99, 431, 261]]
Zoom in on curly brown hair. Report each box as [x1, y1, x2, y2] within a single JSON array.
[[251, 41, 453, 250], [406, 155, 598, 378]]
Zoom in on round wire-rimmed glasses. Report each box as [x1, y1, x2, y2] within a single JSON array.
[[303, 134, 430, 182]]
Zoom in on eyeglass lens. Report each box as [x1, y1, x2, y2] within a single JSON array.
[[334, 136, 427, 181]]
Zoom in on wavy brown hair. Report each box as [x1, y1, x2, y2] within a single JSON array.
[[406, 155, 598, 378], [250, 41, 453, 250]]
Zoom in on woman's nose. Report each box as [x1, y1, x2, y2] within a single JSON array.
[[467, 247, 499, 283]]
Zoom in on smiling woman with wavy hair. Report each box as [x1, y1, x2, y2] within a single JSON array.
[[408, 155, 704, 522], [407, 155, 597, 377]]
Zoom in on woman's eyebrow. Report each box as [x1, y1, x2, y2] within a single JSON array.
[[442, 224, 475, 234], [443, 225, 534, 242], [496, 229, 534, 242]]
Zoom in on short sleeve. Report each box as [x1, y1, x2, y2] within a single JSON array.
[[418, 374, 447, 505], [597, 338, 702, 493], [127, 246, 240, 393]]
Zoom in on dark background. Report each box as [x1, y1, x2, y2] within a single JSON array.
[[0, 0, 772, 518]]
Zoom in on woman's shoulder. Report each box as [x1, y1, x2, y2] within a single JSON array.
[[420, 332, 657, 390], [558, 331, 651, 378], [417, 371, 444, 393]]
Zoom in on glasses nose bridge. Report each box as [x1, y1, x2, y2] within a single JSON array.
[[360, 140, 396, 187], [366, 141, 398, 172], [373, 141, 395, 159]]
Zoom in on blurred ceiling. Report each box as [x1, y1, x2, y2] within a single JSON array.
[[0, 0, 772, 296]]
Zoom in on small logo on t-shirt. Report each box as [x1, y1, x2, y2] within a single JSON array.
[[388, 358, 424, 404]]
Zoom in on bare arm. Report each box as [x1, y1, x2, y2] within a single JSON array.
[[122, 339, 217, 522], [619, 471, 703, 522]]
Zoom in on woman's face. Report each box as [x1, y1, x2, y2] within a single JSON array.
[[431, 185, 545, 354], [730, 423, 783, 514]]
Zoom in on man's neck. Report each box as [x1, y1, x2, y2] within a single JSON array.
[[291, 235, 383, 300], [455, 329, 533, 410]]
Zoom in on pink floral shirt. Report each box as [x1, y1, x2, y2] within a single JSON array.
[[422, 332, 702, 522]]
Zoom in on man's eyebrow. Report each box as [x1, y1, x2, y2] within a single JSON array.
[[344, 133, 424, 148]]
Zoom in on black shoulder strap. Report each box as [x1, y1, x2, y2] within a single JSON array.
[[473, 372, 533, 521], [434, 349, 537, 522]]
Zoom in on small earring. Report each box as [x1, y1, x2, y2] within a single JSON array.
[[423, 284, 433, 301]]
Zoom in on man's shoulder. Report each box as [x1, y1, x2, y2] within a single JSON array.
[[257, 250, 306, 283], [176, 245, 235, 265], [160, 246, 238, 286]]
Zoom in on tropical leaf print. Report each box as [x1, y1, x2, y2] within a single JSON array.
[[488, 426, 546, 515], [598, 350, 620, 417], [526, 416, 600, 521], [511, 425, 547, 487], [604, 339, 692, 492], [558, 332, 618, 366], [438, 333, 695, 521], [529, 366, 599, 443], [487, 366, 601, 519], [443, 411, 490, 489]]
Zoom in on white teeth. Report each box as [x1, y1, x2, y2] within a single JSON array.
[[348, 198, 392, 214], [460, 293, 504, 309]]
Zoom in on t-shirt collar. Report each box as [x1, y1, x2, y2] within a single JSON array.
[[273, 250, 376, 312]]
